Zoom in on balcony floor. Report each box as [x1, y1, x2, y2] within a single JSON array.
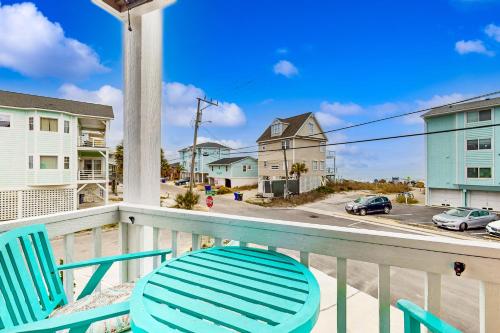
[[50, 225, 404, 332]]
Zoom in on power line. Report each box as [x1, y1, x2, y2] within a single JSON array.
[[228, 89, 500, 152], [221, 122, 500, 155]]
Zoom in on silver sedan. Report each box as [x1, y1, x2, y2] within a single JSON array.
[[432, 208, 497, 231]]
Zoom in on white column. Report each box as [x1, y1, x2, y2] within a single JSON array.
[[123, 10, 162, 279]]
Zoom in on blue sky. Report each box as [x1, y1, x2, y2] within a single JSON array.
[[1, 0, 500, 180]]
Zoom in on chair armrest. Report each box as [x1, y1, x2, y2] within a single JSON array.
[[396, 299, 461, 333], [2, 302, 129, 333], [57, 248, 172, 270]]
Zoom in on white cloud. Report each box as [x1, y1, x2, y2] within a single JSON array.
[[455, 40, 495, 56], [163, 82, 246, 127], [273, 60, 299, 78], [315, 101, 362, 127], [0, 2, 107, 78], [197, 136, 245, 149], [59, 84, 123, 146], [485, 23, 500, 42], [319, 101, 362, 115]]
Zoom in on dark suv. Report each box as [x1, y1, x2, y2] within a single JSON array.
[[345, 196, 392, 216]]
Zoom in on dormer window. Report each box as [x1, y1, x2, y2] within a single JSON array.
[[271, 123, 282, 136]]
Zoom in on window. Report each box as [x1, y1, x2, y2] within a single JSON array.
[[480, 168, 492, 178], [247, 164, 252, 170], [479, 138, 492, 150], [480, 210, 490, 217], [29, 117, 34, 131], [64, 157, 70, 169], [467, 167, 492, 178], [467, 138, 492, 150], [211, 166, 214, 171], [271, 123, 282, 136], [470, 211, 480, 218], [271, 165, 279, 170], [243, 165, 247, 172], [263, 161, 268, 168], [28, 156, 33, 169], [467, 139, 479, 150], [320, 142, 326, 152], [320, 161, 325, 171], [64, 120, 70, 134], [312, 161, 318, 171], [40, 156, 58, 169], [261, 144, 266, 151], [308, 122, 314, 135], [0, 114, 10, 128], [282, 139, 290, 150], [40, 117, 58, 132], [467, 110, 491, 123], [225, 166, 228, 172]]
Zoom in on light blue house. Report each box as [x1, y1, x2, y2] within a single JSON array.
[[178, 142, 230, 183], [423, 97, 500, 210], [208, 156, 258, 188]]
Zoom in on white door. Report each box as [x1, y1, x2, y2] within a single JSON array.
[[469, 191, 500, 211], [429, 189, 462, 207]]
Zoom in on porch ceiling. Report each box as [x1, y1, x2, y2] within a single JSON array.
[[79, 117, 106, 131]]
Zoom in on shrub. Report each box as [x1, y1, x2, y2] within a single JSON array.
[[315, 186, 335, 194], [175, 191, 200, 210], [216, 186, 233, 195], [415, 181, 425, 189], [395, 193, 419, 204]]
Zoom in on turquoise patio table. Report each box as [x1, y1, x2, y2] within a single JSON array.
[[130, 246, 320, 332]]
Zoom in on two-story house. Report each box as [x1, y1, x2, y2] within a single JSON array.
[[208, 156, 258, 188], [0, 90, 113, 221], [256, 112, 328, 194], [423, 97, 500, 210], [178, 142, 230, 183]]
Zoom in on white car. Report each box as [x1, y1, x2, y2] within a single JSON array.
[[486, 220, 500, 237], [432, 207, 497, 231]]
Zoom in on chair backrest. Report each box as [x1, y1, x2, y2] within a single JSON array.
[[0, 224, 66, 329]]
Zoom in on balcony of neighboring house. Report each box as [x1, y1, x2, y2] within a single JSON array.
[[78, 158, 106, 183], [78, 117, 108, 151]]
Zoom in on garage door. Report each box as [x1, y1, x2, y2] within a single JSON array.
[[469, 191, 500, 211], [429, 189, 462, 208]]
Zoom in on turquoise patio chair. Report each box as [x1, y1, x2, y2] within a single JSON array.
[[0, 224, 171, 333], [397, 299, 461, 333]]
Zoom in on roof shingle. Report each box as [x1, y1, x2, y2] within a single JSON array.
[[422, 97, 500, 118], [179, 142, 230, 152], [208, 156, 255, 165], [256, 112, 312, 142], [0, 90, 114, 119]]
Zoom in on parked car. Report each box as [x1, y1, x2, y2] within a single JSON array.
[[432, 208, 497, 231], [486, 220, 500, 237], [345, 196, 392, 216], [175, 178, 190, 186]]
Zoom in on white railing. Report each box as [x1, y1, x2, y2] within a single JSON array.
[[78, 137, 106, 148], [2, 204, 500, 332], [78, 170, 105, 181]]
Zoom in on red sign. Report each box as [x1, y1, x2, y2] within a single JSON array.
[[206, 195, 214, 208]]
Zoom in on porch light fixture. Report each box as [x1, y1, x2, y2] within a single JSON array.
[[92, 0, 175, 19]]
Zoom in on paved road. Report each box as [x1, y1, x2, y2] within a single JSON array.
[[160, 183, 481, 331]]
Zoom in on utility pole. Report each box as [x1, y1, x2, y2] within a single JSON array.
[[189, 96, 218, 192], [283, 147, 290, 199]]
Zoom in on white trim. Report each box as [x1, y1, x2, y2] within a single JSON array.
[[0, 105, 113, 120]]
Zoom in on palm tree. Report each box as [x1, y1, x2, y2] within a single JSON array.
[[290, 162, 308, 181], [160, 148, 170, 178], [114, 143, 124, 183]]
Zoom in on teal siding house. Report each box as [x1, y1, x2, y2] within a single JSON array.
[[178, 142, 230, 183], [423, 97, 500, 210], [208, 156, 258, 188]]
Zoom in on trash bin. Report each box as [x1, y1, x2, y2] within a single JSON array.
[[161, 178, 166, 183], [79, 194, 85, 204], [237, 193, 243, 201], [234, 192, 239, 201], [205, 185, 212, 194]]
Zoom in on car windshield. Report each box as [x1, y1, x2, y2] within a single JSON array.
[[445, 209, 469, 217], [353, 197, 369, 204]]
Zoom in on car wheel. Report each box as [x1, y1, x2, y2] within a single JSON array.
[[384, 206, 390, 214], [459, 222, 468, 232], [359, 209, 367, 216]]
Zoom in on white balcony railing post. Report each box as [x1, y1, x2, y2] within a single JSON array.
[[337, 257, 347, 333], [425, 272, 441, 317], [171, 230, 178, 258], [64, 233, 75, 303], [92, 227, 102, 292], [378, 264, 391, 333], [480, 281, 500, 333]]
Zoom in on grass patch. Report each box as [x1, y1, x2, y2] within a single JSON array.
[[327, 180, 410, 194], [216, 186, 233, 195], [232, 184, 258, 191], [257, 186, 333, 207]]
